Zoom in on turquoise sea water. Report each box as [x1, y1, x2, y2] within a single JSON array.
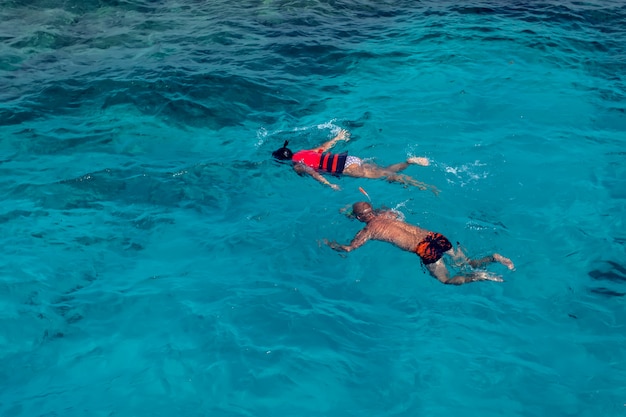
[[1, 1, 625, 416]]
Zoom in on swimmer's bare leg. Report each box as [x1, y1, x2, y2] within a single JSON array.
[[494, 254, 515, 270], [384, 157, 430, 173], [426, 259, 452, 284], [344, 163, 389, 179], [468, 253, 515, 270], [446, 247, 470, 268], [467, 256, 495, 268], [426, 260, 503, 285], [349, 163, 421, 178], [343, 163, 439, 194], [387, 173, 439, 194], [384, 162, 411, 172]]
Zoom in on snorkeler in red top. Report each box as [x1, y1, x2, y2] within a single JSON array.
[[272, 129, 437, 193]]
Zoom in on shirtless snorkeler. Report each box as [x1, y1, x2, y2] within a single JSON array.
[[325, 202, 515, 285], [272, 129, 438, 193]]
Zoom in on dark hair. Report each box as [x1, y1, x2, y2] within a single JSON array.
[[272, 140, 293, 161]]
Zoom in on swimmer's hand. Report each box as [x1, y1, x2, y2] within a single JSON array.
[[323, 239, 347, 252], [339, 204, 356, 218], [329, 183, 341, 191], [336, 129, 350, 142]]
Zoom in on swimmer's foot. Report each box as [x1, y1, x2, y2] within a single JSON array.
[[494, 253, 515, 270], [407, 156, 430, 166]]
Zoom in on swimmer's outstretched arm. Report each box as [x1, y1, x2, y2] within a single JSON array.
[[325, 229, 370, 252], [314, 129, 350, 152], [294, 163, 340, 190]]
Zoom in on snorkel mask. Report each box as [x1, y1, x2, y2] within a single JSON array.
[[272, 140, 293, 161]]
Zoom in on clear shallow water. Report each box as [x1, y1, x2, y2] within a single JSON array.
[[1, 1, 625, 416]]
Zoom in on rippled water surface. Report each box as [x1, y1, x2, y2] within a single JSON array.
[[1, 1, 625, 416]]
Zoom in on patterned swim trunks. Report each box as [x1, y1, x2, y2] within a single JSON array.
[[344, 155, 362, 167], [415, 232, 453, 265]]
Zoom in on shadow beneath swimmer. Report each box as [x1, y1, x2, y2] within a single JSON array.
[[588, 260, 626, 297]]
